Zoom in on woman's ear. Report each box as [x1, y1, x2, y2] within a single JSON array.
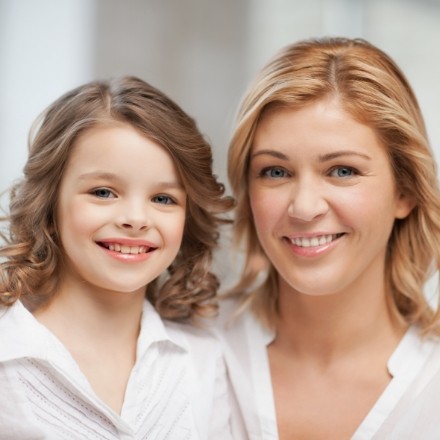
[[395, 192, 416, 219]]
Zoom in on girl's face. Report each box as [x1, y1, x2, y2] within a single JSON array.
[[56, 123, 186, 298], [248, 100, 413, 298]]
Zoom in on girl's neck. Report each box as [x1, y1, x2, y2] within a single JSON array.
[[33, 278, 145, 346], [33, 279, 146, 414]]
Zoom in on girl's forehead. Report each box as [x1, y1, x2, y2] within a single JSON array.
[[65, 125, 174, 173]]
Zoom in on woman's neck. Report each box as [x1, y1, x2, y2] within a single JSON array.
[[272, 277, 406, 364]]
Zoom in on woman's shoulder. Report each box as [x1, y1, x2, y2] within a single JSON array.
[[373, 335, 440, 438], [215, 295, 272, 345], [211, 296, 274, 377], [214, 297, 278, 439], [213, 295, 252, 330]]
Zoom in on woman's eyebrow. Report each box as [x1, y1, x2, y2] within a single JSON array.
[[251, 149, 372, 161], [318, 150, 372, 162], [250, 149, 289, 160]]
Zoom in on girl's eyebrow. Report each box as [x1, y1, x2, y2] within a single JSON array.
[[78, 171, 119, 181], [78, 172, 184, 189], [155, 181, 185, 190]]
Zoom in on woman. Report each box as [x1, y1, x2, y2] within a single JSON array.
[[219, 37, 440, 439]]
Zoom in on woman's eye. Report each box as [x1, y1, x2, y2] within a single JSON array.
[[152, 194, 175, 205], [261, 167, 288, 178], [330, 167, 356, 178], [92, 188, 115, 198]]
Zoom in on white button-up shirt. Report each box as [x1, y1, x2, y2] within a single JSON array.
[[0, 300, 233, 439], [216, 299, 440, 440]]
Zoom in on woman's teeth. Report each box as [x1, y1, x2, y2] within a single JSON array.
[[290, 234, 341, 248]]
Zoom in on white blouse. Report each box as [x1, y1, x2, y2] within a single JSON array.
[[0, 300, 233, 440], [215, 299, 440, 440]]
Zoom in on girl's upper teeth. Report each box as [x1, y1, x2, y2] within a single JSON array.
[[291, 234, 338, 247], [107, 243, 148, 254]]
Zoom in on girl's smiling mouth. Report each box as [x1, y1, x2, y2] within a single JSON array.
[[98, 242, 155, 254], [96, 240, 158, 256]]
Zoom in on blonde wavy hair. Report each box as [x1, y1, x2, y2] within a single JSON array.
[[228, 37, 440, 334], [0, 76, 233, 321]]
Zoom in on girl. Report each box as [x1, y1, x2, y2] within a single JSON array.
[[0, 76, 234, 439], [219, 37, 440, 439]]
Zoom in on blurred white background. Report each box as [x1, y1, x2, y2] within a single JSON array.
[[1, 0, 439, 286]]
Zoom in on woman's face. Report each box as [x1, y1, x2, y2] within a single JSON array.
[[248, 99, 413, 298]]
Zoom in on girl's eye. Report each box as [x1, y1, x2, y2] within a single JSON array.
[[261, 167, 288, 179], [152, 195, 175, 205], [329, 167, 356, 178], [92, 188, 116, 198]]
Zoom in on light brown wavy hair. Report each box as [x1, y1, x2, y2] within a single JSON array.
[[0, 76, 233, 321], [228, 37, 440, 334]]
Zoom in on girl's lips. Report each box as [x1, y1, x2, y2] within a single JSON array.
[[96, 239, 158, 255]]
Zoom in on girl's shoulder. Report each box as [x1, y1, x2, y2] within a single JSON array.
[[139, 300, 223, 364], [0, 301, 47, 362], [164, 318, 222, 357]]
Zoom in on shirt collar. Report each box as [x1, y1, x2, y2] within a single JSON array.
[[0, 300, 188, 364], [246, 306, 436, 377], [135, 300, 189, 359], [387, 325, 437, 377], [0, 301, 52, 362], [256, 316, 435, 369], [244, 308, 275, 347]]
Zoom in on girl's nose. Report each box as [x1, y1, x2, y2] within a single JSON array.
[[120, 221, 149, 231], [117, 201, 151, 231]]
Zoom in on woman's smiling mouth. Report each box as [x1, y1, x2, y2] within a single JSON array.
[[288, 233, 345, 248]]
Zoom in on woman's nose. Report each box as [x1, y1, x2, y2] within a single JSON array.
[[287, 180, 329, 222]]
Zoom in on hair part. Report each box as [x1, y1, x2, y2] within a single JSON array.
[[0, 76, 233, 321], [228, 37, 440, 334]]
